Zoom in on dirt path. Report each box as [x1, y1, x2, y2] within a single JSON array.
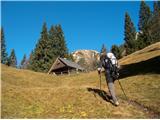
[[129, 100, 160, 118]]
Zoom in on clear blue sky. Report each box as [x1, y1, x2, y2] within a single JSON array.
[[2, 1, 153, 65]]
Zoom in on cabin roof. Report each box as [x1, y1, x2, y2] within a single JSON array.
[[48, 57, 84, 74]]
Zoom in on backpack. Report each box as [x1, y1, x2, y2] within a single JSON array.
[[103, 53, 119, 80]]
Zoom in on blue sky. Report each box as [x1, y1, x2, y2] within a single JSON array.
[[2, 1, 153, 64]]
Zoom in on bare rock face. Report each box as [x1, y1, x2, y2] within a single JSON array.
[[72, 50, 100, 70]]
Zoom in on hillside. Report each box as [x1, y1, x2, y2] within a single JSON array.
[[72, 50, 99, 63], [72, 50, 99, 70], [119, 42, 160, 65], [1, 42, 160, 118], [118, 42, 160, 78]]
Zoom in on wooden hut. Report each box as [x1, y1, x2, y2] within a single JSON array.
[[48, 57, 84, 75]]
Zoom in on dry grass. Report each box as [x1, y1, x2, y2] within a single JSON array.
[[1, 65, 160, 118], [119, 42, 160, 65], [1, 42, 160, 118]]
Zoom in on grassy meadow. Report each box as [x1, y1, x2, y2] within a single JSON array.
[[1, 42, 160, 118]]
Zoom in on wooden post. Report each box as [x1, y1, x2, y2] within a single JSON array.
[[76, 68, 79, 74]]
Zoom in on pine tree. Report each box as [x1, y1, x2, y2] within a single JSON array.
[[124, 12, 136, 55], [67, 53, 74, 61], [153, 1, 160, 15], [1, 28, 8, 64], [31, 22, 49, 72], [9, 49, 17, 67], [149, 1, 160, 43], [100, 44, 107, 54], [20, 54, 27, 69], [55, 24, 68, 58], [137, 1, 152, 48], [27, 50, 34, 70], [119, 44, 125, 57], [138, 1, 151, 31], [111, 45, 121, 59], [47, 24, 69, 71], [158, 1, 160, 9], [47, 25, 57, 70], [30, 23, 69, 73]]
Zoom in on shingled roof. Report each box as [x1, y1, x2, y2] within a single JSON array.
[[48, 57, 84, 74]]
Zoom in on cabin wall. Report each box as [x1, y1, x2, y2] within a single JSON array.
[[51, 66, 79, 75]]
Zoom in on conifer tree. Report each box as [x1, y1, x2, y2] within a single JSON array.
[[55, 24, 68, 58], [153, 1, 160, 15], [27, 50, 34, 70], [9, 49, 17, 67], [158, 1, 160, 9], [67, 53, 74, 61], [124, 12, 136, 55], [31, 22, 49, 72], [100, 44, 107, 54], [20, 54, 27, 69], [47, 25, 57, 70], [150, 1, 160, 43], [1, 28, 8, 64], [111, 45, 121, 59], [138, 1, 151, 31], [30, 23, 69, 73], [47, 25, 69, 71], [137, 1, 152, 48]]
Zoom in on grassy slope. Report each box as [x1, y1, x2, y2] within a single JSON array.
[[1, 42, 160, 118], [119, 42, 160, 65]]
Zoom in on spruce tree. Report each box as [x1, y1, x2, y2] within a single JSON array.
[[1, 28, 8, 64], [137, 1, 152, 48], [55, 24, 68, 58], [119, 44, 125, 57], [27, 50, 34, 70], [47, 25, 57, 70], [150, 1, 160, 43], [31, 22, 49, 72], [20, 54, 27, 69], [9, 49, 17, 67], [30, 23, 69, 73], [67, 53, 74, 61], [100, 44, 107, 54], [158, 1, 160, 9], [138, 1, 151, 31], [111, 45, 121, 59], [153, 1, 160, 15], [124, 12, 136, 55]]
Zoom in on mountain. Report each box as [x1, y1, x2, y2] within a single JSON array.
[[72, 50, 100, 70]]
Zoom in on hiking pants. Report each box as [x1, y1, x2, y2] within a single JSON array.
[[105, 70, 118, 103]]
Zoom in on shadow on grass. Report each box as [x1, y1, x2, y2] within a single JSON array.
[[119, 56, 160, 79], [87, 87, 115, 105]]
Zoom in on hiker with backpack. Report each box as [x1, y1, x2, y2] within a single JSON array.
[[98, 51, 120, 106]]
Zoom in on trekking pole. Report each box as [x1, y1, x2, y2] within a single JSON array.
[[117, 79, 129, 101], [99, 73, 102, 90]]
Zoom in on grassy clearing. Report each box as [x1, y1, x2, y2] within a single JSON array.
[[1, 64, 160, 118], [1, 42, 160, 118]]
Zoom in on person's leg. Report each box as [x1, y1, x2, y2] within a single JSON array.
[[108, 81, 118, 103], [105, 70, 119, 105]]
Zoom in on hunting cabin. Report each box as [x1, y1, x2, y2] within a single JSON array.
[[48, 57, 84, 75]]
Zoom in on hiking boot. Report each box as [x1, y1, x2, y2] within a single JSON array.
[[114, 101, 119, 106]]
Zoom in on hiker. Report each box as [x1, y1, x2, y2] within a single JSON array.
[[98, 51, 119, 106]]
